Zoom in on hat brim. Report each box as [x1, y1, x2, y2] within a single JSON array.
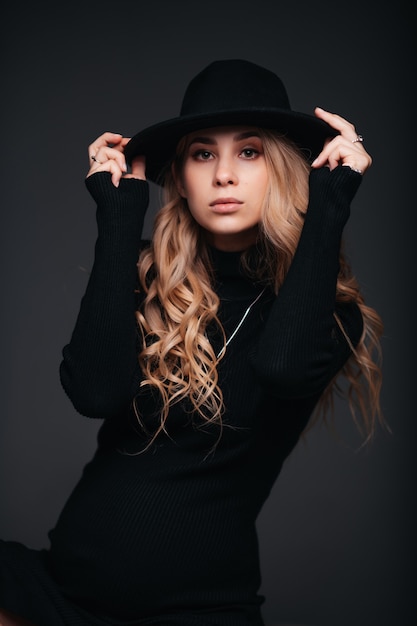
[[124, 108, 338, 184]]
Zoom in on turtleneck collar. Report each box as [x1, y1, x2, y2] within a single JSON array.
[[208, 245, 263, 301]]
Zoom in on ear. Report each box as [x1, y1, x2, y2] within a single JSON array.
[[171, 162, 187, 198]]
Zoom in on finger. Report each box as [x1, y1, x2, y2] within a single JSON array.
[[312, 137, 372, 173], [312, 106, 372, 173], [88, 131, 124, 153], [87, 158, 125, 187], [89, 145, 128, 173], [88, 132, 129, 169], [124, 155, 146, 180], [314, 107, 358, 140]]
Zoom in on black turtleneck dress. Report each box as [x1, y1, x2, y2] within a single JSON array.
[[0, 166, 364, 626]]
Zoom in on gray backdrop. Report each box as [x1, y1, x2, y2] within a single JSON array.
[[1, 2, 414, 625]]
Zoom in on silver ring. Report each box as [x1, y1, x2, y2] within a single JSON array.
[[352, 135, 364, 144], [91, 154, 102, 164], [343, 164, 363, 175]]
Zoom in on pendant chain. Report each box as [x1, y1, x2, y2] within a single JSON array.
[[216, 287, 266, 359]]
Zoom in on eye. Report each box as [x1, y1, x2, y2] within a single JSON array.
[[240, 147, 260, 159], [193, 149, 213, 161]]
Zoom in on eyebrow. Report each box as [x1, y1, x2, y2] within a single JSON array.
[[188, 131, 261, 146]]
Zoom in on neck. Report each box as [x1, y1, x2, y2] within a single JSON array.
[[205, 227, 259, 252]]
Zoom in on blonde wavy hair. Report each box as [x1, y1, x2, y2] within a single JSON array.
[[135, 129, 384, 444]]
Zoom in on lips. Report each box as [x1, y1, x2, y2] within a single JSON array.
[[209, 197, 243, 213]]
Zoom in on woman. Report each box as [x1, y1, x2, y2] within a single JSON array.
[[0, 59, 383, 626]]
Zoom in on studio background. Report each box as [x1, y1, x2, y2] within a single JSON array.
[[1, 2, 414, 625]]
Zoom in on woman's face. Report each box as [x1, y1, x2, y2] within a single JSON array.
[[177, 126, 269, 251]]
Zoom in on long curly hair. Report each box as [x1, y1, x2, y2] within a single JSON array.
[[135, 129, 384, 444]]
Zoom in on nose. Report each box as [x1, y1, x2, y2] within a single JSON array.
[[214, 156, 238, 186]]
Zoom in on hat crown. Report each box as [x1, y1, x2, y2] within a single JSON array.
[[125, 58, 337, 183], [180, 59, 291, 117]]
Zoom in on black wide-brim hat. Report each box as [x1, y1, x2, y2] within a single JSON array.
[[124, 59, 338, 184]]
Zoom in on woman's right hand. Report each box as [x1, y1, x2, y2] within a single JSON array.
[[87, 132, 146, 187]]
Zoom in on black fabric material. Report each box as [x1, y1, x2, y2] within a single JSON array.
[[0, 166, 363, 626], [124, 59, 338, 182]]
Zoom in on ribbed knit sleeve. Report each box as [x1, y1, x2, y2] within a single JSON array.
[[59, 172, 149, 418], [252, 164, 364, 397]]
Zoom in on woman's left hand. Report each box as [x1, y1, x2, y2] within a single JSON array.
[[311, 107, 372, 175]]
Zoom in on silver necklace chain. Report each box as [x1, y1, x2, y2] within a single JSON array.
[[216, 287, 266, 359]]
